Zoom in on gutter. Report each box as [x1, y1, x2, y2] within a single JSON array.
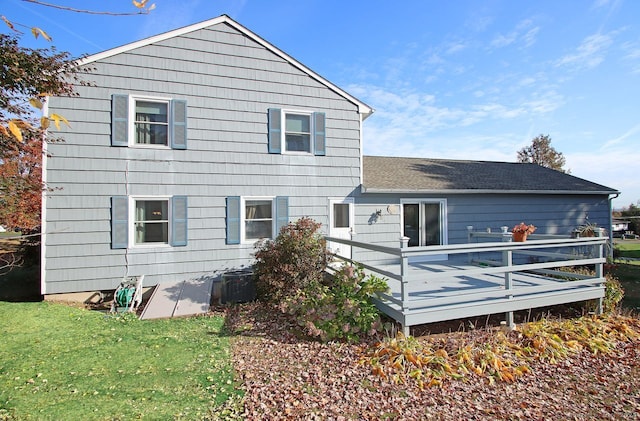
[[361, 187, 621, 195]]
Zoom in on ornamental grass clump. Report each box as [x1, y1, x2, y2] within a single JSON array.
[[362, 314, 640, 389]]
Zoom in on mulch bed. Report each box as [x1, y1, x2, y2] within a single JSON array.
[[224, 302, 640, 420]]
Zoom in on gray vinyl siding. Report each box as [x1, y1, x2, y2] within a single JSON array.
[[44, 22, 362, 294], [352, 193, 612, 263]]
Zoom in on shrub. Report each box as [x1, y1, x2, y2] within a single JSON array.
[[559, 266, 624, 313], [253, 217, 331, 304], [281, 264, 388, 342]]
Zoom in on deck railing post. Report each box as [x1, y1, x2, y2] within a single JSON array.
[[400, 237, 410, 335], [467, 226, 474, 263], [595, 242, 604, 315], [503, 246, 515, 329]]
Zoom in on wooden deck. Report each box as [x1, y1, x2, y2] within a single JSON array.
[[326, 233, 608, 335]]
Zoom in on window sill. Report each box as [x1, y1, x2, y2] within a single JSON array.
[[130, 144, 172, 149]]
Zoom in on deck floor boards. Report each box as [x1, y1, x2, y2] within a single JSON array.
[[364, 256, 604, 330]]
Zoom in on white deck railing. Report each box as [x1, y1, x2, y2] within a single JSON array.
[[325, 233, 608, 334]]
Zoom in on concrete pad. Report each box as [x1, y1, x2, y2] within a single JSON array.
[[139, 281, 182, 320], [139, 278, 213, 320], [173, 278, 213, 317]]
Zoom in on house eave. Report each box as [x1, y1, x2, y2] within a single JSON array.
[[361, 187, 620, 196], [73, 15, 374, 118]]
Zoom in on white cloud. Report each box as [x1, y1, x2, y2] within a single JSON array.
[[620, 41, 640, 73], [555, 32, 614, 70], [491, 32, 518, 48], [446, 42, 467, 55], [601, 123, 640, 148], [567, 147, 640, 205], [490, 19, 539, 49]]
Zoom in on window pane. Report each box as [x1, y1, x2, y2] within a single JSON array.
[[245, 200, 273, 240], [135, 101, 168, 145], [333, 204, 349, 228], [285, 113, 311, 153], [136, 201, 168, 221], [135, 222, 168, 243], [135, 123, 168, 145], [246, 200, 272, 219], [285, 114, 310, 133], [135, 200, 169, 244], [246, 220, 272, 239], [403, 204, 420, 247], [424, 203, 441, 246], [135, 101, 168, 123], [285, 134, 311, 152]]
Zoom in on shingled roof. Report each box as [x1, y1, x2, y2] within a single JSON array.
[[362, 156, 618, 195]]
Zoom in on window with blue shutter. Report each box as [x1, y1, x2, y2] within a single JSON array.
[[226, 196, 241, 244], [112, 195, 189, 248], [111, 196, 129, 248], [111, 94, 187, 149], [269, 108, 326, 155], [171, 196, 188, 246], [226, 196, 290, 243]]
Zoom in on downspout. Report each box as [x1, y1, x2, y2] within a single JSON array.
[[358, 112, 364, 189], [608, 192, 620, 259], [41, 97, 49, 296]]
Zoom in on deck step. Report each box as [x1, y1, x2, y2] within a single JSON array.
[[139, 278, 213, 320]]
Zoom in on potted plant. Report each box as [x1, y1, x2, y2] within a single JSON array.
[[512, 222, 536, 242], [573, 221, 605, 238]]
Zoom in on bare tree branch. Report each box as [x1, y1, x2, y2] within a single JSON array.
[[0, 239, 24, 276], [21, 0, 152, 16]]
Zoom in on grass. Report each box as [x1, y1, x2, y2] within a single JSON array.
[[0, 302, 238, 420], [610, 240, 640, 311], [614, 240, 640, 260]]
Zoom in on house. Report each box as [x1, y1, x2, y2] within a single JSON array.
[[611, 218, 633, 238], [352, 156, 618, 263], [42, 15, 619, 304], [43, 14, 371, 297]]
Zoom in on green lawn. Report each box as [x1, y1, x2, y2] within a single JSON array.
[[614, 240, 640, 260], [0, 302, 238, 420], [610, 241, 640, 311]]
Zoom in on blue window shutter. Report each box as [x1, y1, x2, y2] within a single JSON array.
[[171, 196, 188, 247], [226, 196, 241, 244], [111, 196, 128, 249], [268, 108, 281, 154], [275, 196, 289, 237], [313, 112, 326, 156], [171, 99, 187, 150], [111, 94, 129, 146]]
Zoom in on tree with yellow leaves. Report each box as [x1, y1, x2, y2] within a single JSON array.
[[0, 1, 154, 231]]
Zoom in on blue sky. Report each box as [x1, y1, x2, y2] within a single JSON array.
[[6, 0, 640, 207]]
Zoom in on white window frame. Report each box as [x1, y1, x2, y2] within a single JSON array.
[[281, 109, 314, 155], [400, 198, 448, 247], [129, 196, 172, 248], [129, 95, 172, 149], [241, 196, 276, 243]]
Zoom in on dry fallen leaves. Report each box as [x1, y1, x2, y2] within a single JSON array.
[[222, 303, 640, 420]]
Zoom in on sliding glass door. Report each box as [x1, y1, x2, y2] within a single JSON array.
[[402, 199, 447, 261]]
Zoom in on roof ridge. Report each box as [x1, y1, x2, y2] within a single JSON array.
[[74, 15, 373, 117]]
